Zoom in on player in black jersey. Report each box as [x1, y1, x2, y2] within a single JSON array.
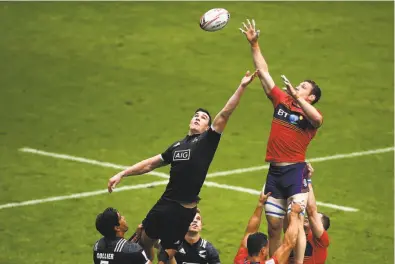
[[93, 207, 150, 264], [107, 70, 258, 263], [157, 208, 220, 264]]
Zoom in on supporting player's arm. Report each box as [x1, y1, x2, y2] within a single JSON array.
[[282, 77, 323, 128], [107, 154, 166, 193], [239, 192, 271, 248], [306, 182, 324, 238], [212, 70, 257, 133], [271, 202, 303, 264], [240, 19, 275, 95]]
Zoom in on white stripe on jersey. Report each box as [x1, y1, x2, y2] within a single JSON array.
[[114, 238, 127, 252], [202, 239, 207, 248], [116, 239, 127, 252], [142, 251, 149, 261], [94, 241, 99, 251]]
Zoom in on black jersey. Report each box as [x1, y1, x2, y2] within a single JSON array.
[[160, 127, 221, 203], [93, 237, 149, 264], [173, 238, 221, 264]]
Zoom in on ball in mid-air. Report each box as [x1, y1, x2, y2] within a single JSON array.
[[199, 8, 230, 32]]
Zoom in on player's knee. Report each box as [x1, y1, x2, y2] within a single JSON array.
[[268, 221, 282, 238]]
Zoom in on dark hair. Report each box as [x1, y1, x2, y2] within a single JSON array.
[[247, 232, 268, 256], [195, 108, 212, 126], [305, 80, 321, 105], [319, 212, 330, 230], [96, 207, 120, 238]]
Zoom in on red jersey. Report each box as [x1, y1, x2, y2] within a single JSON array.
[[288, 230, 330, 264], [266, 87, 322, 163], [234, 246, 279, 264]]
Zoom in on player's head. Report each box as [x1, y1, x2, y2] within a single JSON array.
[[303, 212, 330, 232], [96, 207, 129, 239], [247, 232, 269, 259], [188, 208, 202, 233], [189, 108, 211, 135], [295, 80, 321, 105], [319, 212, 331, 230]]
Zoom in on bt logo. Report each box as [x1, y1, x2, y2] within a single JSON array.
[[277, 109, 300, 124]]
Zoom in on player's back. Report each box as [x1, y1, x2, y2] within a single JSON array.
[[93, 237, 149, 264]]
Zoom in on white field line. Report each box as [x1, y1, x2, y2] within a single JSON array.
[[0, 178, 359, 212], [13, 146, 393, 212], [206, 146, 395, 178], [19, 147, 169, 179], [204, 182, 359, 212], [0, 180, 169, 210]]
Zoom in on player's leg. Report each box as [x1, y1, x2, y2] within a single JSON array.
[[265, 197, 287, 257], [139, 199, 167, 261], [264, 170, 287, 257], [140, 230, 157, 261], [285, 163, 309, 264], [158, 201, 197, 264]]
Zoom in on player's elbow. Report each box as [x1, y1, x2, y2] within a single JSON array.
[[311, 116, 323, 128]]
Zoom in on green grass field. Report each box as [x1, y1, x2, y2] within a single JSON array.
[[0, 2, 393, 264]]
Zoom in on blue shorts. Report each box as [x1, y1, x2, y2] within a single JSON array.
[[264, 162, 309, 200]]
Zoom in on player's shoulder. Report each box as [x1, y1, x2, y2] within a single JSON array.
[[121, 240, 144, 254], [202, 239, 215, 249], [93, 238, 101, 251]]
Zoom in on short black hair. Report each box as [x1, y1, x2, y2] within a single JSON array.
[[305, 80, 321, 105], [319, 212, 330, 230], [247, 232, 268, 256], [96, 207, 120, 238], [195, 108, 212, 126]]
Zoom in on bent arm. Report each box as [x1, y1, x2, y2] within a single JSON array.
[[294, 98, 323, 128], [306, 183, 325, 238], [251, 43, 275, 95], [212, 84, 247, 133], [117, 154, 166, 178]]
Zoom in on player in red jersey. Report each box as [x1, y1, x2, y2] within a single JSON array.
[[240, 19, 323, 264], [288, 163, 330, 264], [234, 192, 304, 264]]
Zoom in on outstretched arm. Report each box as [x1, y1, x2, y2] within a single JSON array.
[[108, 154, 166, 193], [212, 70, 257, 133], [272, 202, 303, 264], [239, 192, 271, 248], [240, 19, 275, 95]]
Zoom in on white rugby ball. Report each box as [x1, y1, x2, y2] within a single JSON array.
[[200, 8, 230, 32]]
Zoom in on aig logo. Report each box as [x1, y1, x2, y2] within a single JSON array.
[[173, 149, 191, 161]]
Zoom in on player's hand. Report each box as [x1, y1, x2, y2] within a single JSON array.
[[240, 70, 258, 87], [306, 162, 314, 179], [258, 191, 271, 207], [290, 201, 305, 214], [108, 174, 122, 193], [129, 224, 143, 243], [239, 19, 260, 45], [281, 75, 298, 99]]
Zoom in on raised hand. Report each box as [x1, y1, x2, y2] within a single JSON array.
[[239, 19, 260, 45]]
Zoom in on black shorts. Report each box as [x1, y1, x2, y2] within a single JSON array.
[[142, 198, 197, 250]]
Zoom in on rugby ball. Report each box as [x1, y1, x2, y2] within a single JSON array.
[[200, 8, 230, 32]]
